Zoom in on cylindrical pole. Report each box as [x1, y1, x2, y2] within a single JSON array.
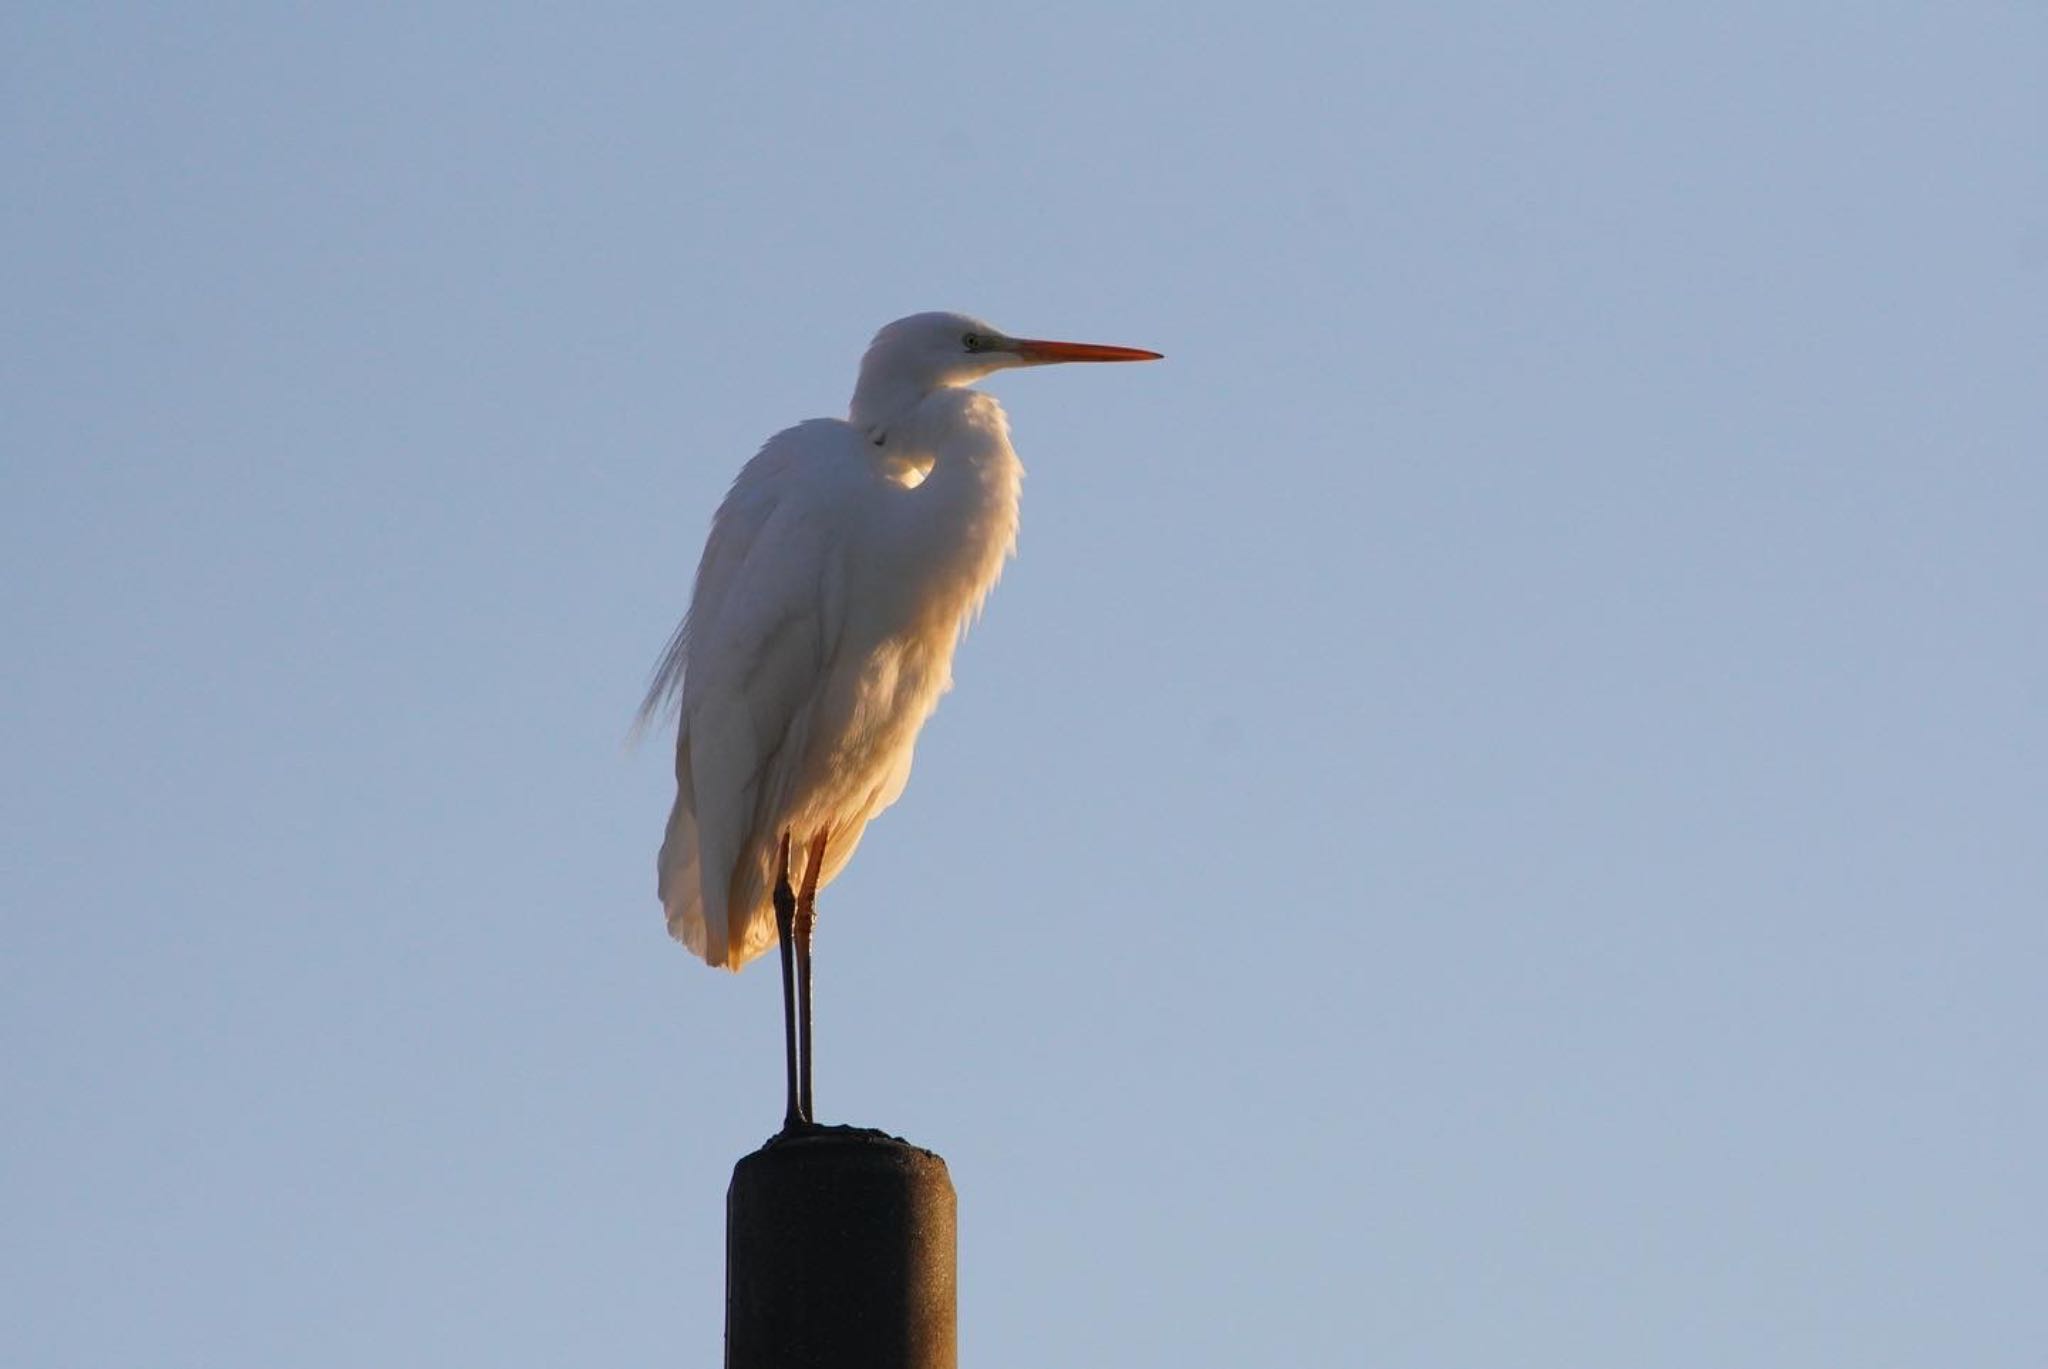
[[725, 1126, 956, 1369]]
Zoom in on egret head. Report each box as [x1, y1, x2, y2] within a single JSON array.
[[850, 311, 1161, 432]]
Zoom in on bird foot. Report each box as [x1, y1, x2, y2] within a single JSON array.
[[768, 1116, 825, 1147]]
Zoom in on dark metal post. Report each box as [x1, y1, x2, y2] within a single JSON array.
[[726, 1126, 957, 1369]]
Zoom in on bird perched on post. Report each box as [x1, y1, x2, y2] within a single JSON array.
[[639, 311, 1161, 1132]]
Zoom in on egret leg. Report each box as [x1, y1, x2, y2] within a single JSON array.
[[772, 833, 802, 1133], [795, 831, 829, 1125]]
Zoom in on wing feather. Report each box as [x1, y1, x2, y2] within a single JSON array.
[[636, 422, 822, 732], [647, 419, 868, 968]]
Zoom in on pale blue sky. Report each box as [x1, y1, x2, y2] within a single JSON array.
[[5, 4, 2044, 1366]]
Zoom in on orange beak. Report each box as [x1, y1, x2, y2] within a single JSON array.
[[1009, 337, 1164, 365]]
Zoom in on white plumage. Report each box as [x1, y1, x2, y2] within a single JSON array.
[[645, 390, 1019, 968], [638, 310, 1159, 1124]]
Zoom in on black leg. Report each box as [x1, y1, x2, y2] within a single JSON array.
[[772, 833, 801, 1133], [794, 913, 813, 1125], [795, 832, 828, 1126]]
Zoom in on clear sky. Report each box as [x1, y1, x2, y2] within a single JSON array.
[[5, 4, 2043, 1365]]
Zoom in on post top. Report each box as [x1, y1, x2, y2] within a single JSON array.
[[734, 1123, 949, 1179]]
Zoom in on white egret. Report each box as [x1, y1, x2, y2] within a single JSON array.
[[640, 311, 1161, 1130]]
